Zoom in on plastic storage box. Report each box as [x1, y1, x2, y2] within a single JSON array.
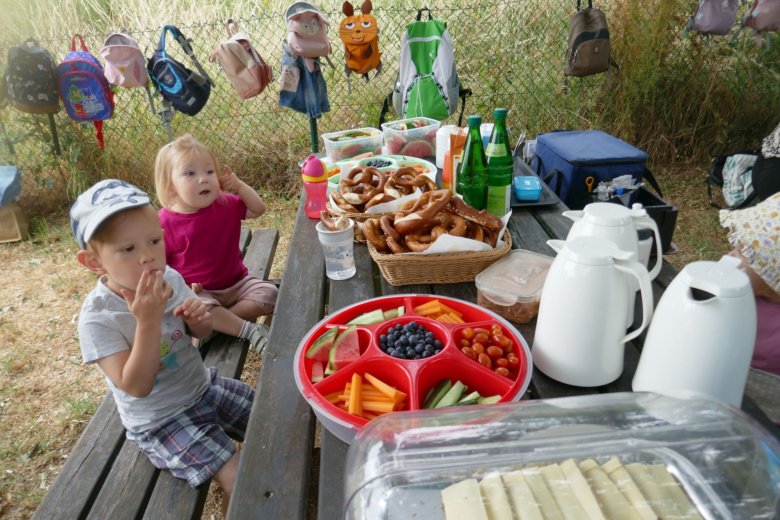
[[475, 250, 553, 323], [322, 127, 383, 162], [512, 175, 542, 201], [344, 392, 780, 519], [381, 117, 440, 158]]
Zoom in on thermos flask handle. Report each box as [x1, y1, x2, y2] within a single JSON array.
[[615, 259, 654, 344]]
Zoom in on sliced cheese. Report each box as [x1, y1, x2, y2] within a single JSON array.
[[522, 467, 565, 520], [479, 472, 514, 520], [539, 463, 588, 520], [502, 470, 544, 520], [579, 459, 642, 520], [625, 463, 679, 519], [441, 478, 489, 520], [602, 457, 658, 520], [647, 464, 703, 520], [559, 458, 606, 520]]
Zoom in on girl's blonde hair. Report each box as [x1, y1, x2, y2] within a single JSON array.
[[154, 134, 218, 208]]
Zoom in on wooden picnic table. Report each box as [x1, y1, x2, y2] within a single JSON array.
[[229, 158, 779, 520]]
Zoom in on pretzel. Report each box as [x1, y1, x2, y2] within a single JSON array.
[[319, 211, 350, 231], [404, 212, 467, 252], [339, 166, 387, 205], [447, 197, 503, 233], [362, 218, 388, 252], [379, 215, 402, 244], [331, 191, 359, 213], [393, 189, 452, 235], [464, 220, 484, 243], [364, 192, 395, 210], [384, 167, 436, 198]]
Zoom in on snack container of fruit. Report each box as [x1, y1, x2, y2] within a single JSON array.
[[293, 295, 533, 444], [475, 249, 553, 323], [382, 117, 440, 158], [322, 127, 383, 163], [343, 392, 780, 519]]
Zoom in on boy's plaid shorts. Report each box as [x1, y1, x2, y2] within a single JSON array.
[[127, 368, 254, 487]]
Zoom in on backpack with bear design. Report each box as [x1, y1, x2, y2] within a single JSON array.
[[56, 34, 115, 148], [285, 1, 332, 73], [391, 8, 460, 121], [211, 19, 273, 99]]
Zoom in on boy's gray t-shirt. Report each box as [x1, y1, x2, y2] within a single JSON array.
[[78, 266, 210, 433]]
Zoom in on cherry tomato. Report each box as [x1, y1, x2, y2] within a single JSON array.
[[478, 353, 492, 368], [474, 328, 490, 336], [491, 334, 511, 349], [472, 343, 485, 355], [461, 346, 477, 360], [486, 346, 504, 359], [461, 327, 475, 340], [495, 367, 511, 378], [473, 333, 489, 345], [490, 324, 503, 335], [507, 356, 520, 368], [459, 339, 470, 348], [495, 357, 509, 368]]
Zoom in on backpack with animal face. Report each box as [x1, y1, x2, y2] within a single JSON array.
[[286, 1, 331, 73], [339, 0, 382, 80]]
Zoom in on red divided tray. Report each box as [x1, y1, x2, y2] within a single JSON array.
[[293, 295, 533, 444]]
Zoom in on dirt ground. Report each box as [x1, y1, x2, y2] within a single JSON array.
[[0, 162, 730, 519]]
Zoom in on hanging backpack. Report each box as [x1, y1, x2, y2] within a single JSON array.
[[211, 19, 273, 99], [685, 0, 740, 36], [56, 34, 115, 148], [391, 8, 460, 121], [5, 39, 59, 114], [740, 0, 780, 44], [706, 151, 759, 208], [285, 2, 332, 73], [100, 32, 157, 115], [563, 0, 616, 77], [339, 0, 382, 85], [147, 25, 213, 117]]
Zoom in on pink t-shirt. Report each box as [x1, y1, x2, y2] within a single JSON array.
[[753, 295, 780, 376], [159, 194, 248, 290]]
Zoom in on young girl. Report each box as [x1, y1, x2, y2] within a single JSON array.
[[154, 134, 278, 351]]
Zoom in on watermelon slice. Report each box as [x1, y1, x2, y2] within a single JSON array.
[[311, 361, 325, 383], [306, 327, 339, 362], [399, 139, 435, 158], [328, 325, 361, 371]]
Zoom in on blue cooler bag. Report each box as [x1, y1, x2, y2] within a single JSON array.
[[532, 130, 662, 209]]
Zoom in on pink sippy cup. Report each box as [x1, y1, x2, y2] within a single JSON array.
[[301, 155, 329, 219]]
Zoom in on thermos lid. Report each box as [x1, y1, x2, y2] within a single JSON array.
[[581, 202, 636, 227], [559, 236, 634, 266], [680, 256, 752, 299]]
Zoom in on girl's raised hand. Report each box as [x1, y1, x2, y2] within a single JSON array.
[[219, 165, 241, 193], [121, 270, 172, 323], [174, 297, 211, 325]]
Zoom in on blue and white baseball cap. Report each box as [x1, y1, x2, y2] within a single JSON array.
[[70, 179, 151, 248]]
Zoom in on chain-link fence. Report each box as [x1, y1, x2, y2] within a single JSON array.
[[0, 0, 778, 214]]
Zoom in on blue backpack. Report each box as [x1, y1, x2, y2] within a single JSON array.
[[56, 34, 115, 148], [147, 25, 212, 117]]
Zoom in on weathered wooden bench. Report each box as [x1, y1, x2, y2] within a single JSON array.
[[33, 228, 279, 520]]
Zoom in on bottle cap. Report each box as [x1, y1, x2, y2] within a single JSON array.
[[493, 108, 508, 119], [467, 115, 482, 127]]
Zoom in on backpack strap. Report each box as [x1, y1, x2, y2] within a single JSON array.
[[416, 8, 433, 21], [225, 18, 240, 38], [160, 25, 213, 87], [457, 87, 472, 128], [576, 0, 594, 11], [71, 34, 89, 52]]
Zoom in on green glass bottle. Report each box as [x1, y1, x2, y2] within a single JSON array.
[[456, 115, 487, 210], [486, 108, 513, 217]]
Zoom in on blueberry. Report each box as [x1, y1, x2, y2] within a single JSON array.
[[395, 324, 402, 331], [391, 350, 403, 358], [422, 351, 432, 358], [434, 340, 443, 349], [414, 345, 424, 354], [408, 334, 417, 344], [409, 321, 417, 328], [425, 332, 434, 340], [434, 349, 441, 354]]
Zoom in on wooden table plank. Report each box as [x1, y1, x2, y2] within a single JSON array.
[[87, 443, 157, 520], [229, 202, 322, 519]]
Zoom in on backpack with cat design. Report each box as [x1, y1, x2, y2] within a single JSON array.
[[211, 19, 273, 99], [391, 8, 460, 121], [285, 1, 332, 73], [147, 25, 213, 116], [339, 0, 382, 80]]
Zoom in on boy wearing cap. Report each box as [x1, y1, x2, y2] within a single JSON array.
[[71, 179, 252, 514]]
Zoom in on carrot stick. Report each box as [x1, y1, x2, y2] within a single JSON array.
[[362, 400, 396, 413], [364, 373, 408, 402], [438, 302, 463, 318], [325, 392, 342, 404], [446, 312, 465, 324], [416, 303, 442, 316], [413, 300, 441, 313], [348, 373, 363, 416]]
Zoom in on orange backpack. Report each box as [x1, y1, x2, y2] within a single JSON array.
[[339, 0, 382, 86]]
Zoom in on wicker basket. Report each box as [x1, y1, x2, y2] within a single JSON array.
[[368, 234, 512, 286], [326, 203, 392, 243]]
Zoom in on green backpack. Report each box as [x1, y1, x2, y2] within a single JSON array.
[[391, 8, 460, 121]]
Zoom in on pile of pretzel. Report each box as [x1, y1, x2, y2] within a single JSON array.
[[362, 189, 504, 254], [331, 165, 437, 213]]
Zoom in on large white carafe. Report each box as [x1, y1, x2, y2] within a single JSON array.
[[533, 237, 654, 387], [632, 255, 757, 407], [563, 202, 662, 327]]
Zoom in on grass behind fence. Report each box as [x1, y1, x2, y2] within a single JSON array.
[[0, 0, 778, 216]]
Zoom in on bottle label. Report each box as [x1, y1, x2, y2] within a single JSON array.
[[485, 143, 508, 157], [486, 185, 511, 217]]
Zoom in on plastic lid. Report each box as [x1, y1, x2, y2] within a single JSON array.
[[560, 236, 634, 266], [475, 250, 553, 305], [582, 202, 634, 227], [467, 115, 482, 127], [680, 256, 752, 298]]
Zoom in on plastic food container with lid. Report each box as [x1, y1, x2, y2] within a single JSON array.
[[381, 117, 440, 158], [513, 175, 542, 201], [322, 127, 383, 162], [344, 391, 780, 519], [475, 249, 553, 323]]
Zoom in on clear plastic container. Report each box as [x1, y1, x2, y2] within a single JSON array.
[[322, 127, 383, 162], [475, 249, 553, 323], [344, 392, 780, 519], [381, 117, 440, 158]]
